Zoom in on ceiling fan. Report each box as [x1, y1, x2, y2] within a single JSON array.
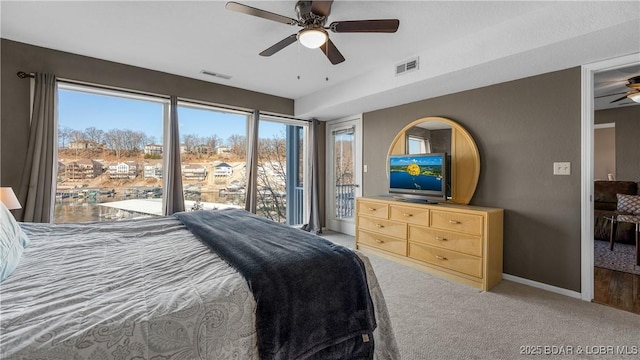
[[225, 1, 400, 65], [596, 75, 640, 104]]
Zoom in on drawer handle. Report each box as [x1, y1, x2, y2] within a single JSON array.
[[403, 213, 413, 217], [375, 239, 384, 244], [375, 224, 384, 228], [435, 236, 447, 241], [435, 255, 448, 260], [368, 207, 376, 211], [448, 220, 460, 224]]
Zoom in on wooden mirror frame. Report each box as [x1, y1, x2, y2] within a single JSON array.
[[388, 116, 480, 205]]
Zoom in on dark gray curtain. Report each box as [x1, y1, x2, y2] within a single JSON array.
[[302, 118, 322, 234], [18, 73, 57, 223], [163, 96, 185, 215], [245, 110, 260, 213]]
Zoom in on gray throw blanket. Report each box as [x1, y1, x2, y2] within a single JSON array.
[[174, 208, 376, 360]]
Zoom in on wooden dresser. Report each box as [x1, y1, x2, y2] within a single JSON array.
[[356, 196, 504, 291]]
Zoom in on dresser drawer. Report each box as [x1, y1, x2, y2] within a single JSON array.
[[389, 204, 430, 225], [430, 210, 483, 236], [357, 230, 407, 256], [409, 242, 482, 278], [358, 216, 407, 239], [409, 225, 482, 257], [357, 200, 389, 219]]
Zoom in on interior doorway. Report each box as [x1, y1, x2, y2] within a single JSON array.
[[581, 54, 640, 310]]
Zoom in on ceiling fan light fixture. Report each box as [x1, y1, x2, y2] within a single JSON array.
[[298, 28, 327, 49], [628, 92, 640, 103]]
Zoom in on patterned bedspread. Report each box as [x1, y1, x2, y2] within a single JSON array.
[[0, 216, 399, 359]]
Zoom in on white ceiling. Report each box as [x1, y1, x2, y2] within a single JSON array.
[[1, 1, 639, 119]]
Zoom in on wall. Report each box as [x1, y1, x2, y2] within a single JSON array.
[[362, 68, 582, 291], [595, 106, 640, 181], [594, 126, 615, 180], [1, 39, 294, 190]]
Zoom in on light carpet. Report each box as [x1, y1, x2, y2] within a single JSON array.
[[321, 231, 640, 360], [594, 239, 640, 275]]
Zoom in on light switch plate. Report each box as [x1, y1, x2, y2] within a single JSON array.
[[553, 162, 571, 175]]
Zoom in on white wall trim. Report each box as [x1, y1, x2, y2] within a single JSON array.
[[594, 122, 615, 129], [580, 53, 640, 302], [502, 274, 582, 299]]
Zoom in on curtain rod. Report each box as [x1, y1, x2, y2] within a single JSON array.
[[17, 71, 313, 123], [19, 70, 170, 100]]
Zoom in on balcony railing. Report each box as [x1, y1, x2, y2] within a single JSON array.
[[335, 184, 357, 219]]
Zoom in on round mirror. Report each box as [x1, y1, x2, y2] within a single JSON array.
[[388, 116, 480, 204]]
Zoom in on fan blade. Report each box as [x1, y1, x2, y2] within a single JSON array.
[[595, 91, 627, 99], [610, 95, 629, 103], [226, 2, 299, 26], [627, 75, 640, 89], [319, 38, 345, 65], [311, 1, 333, 17], [329, 19, 399, 33], [260, 34, 298, 57]]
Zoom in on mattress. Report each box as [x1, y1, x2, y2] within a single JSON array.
[[0, 215, 399, 359]]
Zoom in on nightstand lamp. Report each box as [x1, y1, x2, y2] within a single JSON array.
[[0, 187, 22, 210]]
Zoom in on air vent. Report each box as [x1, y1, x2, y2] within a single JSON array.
[[200, 70, 232, 80], [395, 57, 419, 76]]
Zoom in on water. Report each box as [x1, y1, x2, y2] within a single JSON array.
[[390, 171, 442, 192], [54, 189, 246, 223]]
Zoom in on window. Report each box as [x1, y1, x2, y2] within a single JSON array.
[[54, 83, 306, 225], [55, 84, 167, 223], [407, 135, 430, 154], [177, 102, 250, 210]]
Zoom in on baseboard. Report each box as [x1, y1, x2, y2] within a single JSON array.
[[502, 274, 582, 299]]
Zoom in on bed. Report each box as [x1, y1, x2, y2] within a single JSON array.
[[0, 205, 399, 360]]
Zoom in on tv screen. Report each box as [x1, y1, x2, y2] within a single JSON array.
[[388, 153, 447, 201]]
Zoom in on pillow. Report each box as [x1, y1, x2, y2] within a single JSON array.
[[0, 202, 28, 282], [616, 193, 640, 215]]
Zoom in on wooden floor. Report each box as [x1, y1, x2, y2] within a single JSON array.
[[593, 266, 640, 314]]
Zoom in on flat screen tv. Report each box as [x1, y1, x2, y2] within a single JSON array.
[[388, 152, 449, 203]]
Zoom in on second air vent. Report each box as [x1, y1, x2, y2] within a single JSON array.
[[395, 57, 419, 76]]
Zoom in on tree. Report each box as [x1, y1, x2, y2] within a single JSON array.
[[256, 134, 287, 223], [182, 133, 199, 153], [204, 135, 222, 151], [58, 126, 72, 148], [335, 138, 354, 186], [128, 130, 147, 151], [104, 129, 125, 158], [227, 134, 247, 157], [70, 129, 86, 143], [84, 127, 104, 145]]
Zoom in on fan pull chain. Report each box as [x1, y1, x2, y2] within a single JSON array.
[[297, 41, 302, 80]]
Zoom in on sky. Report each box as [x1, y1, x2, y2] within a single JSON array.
[[390, 154, 444, 167], [58, 89, 287, 145]]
